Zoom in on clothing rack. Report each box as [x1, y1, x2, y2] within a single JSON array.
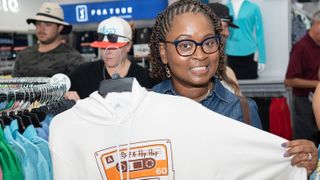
[[0, 74, 70, 108], [239, 77, 293, 120]]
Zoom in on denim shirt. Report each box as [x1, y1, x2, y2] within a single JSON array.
[[152, 78, 262, 129]]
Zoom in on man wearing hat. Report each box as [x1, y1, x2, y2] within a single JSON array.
[[12, 2, 85, 77], [209, 3, 240, 94], [64, 17, 156, 100], [208, 3, 239, 39]]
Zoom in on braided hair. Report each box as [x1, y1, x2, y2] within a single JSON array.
[[149, 0, 239, 94]]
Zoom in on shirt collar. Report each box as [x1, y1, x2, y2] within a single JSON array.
[[153, 77, 230, 103], [212, 78, 230, 103]]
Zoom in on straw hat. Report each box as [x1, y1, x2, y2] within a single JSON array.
[[26, 2, 72, 34]]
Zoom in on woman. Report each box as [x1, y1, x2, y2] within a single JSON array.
[[149, 0, 317, 175], [150, 0, 260, 128]]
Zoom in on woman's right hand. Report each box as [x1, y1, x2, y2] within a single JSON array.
[[64, 91, 81, 101]]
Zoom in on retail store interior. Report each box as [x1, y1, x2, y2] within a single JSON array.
[[0, 0, 320, 179]]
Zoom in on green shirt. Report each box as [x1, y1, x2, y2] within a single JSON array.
[[0, 128, 23, 180]]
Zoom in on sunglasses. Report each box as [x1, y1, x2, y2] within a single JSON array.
[[96, 32, 130, 43]]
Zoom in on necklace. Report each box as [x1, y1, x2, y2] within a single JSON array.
[[102, 60, 130, 80], [196, 82, 213, 102]]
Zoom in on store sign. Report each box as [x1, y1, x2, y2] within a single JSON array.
[[0, 0, 20, 13], [61, 0, 167, 24]]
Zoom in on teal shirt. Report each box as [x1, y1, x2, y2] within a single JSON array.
[[10, 120, 50, 180], [226, 0, 266, 64], [4, 125, 37, 180], [23, 125, 53, 180]]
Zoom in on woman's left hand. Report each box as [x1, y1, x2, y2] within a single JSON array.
[[283, 139, 318, 175]]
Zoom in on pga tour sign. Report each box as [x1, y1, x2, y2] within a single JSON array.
[[61, 0, 167, 24]]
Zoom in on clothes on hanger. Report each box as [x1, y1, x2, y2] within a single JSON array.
[[269, 97, 293, 140], [0, 127, 23, 180], [291, 7, 311, 44], [0, 75, 70, 179]]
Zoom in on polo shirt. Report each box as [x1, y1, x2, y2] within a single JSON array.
[[285, 32, 320, 96]]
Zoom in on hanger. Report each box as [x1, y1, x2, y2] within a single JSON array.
[[23, 109, 41, 128], [2, 112, 13, 126], [0, 118, 4, 129], [17, 110, 32, 128], [9, 111, 25, 134], [98, 77, 134, 98]]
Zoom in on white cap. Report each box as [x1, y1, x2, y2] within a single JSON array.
[[91, 17, 132, 48]]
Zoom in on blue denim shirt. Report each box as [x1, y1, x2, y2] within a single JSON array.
[[152, 78, 262, 129]]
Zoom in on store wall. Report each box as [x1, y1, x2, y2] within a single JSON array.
[[0, 0, 46, 33]]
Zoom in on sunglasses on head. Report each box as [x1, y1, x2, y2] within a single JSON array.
[[96, 32, 130, 43]]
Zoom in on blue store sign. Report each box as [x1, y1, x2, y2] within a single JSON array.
[[61, 0, 167, 24]]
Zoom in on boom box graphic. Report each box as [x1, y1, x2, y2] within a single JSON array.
[[95, 139, 174, 180]]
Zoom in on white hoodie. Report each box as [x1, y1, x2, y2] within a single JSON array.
[[49, 79, 306, 180]]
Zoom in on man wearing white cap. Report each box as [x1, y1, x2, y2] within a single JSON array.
[[12, 2, 85, 77], [64, 17, 156, 100]]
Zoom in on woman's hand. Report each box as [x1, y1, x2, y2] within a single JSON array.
[[283, 139, 318, 175], [64, 91, 81, 101]]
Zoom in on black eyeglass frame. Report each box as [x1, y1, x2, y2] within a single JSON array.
[[163, 35, 221, 57], [96, 32, 131, 43]]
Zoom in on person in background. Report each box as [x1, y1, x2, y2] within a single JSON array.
[[209, 2, 240, 94], [208, 2, 239, 41], [149, 0, 318, 175], [285, 10, 320, 145], [64, 17, 156, 100], [12, 2, 85, 77]]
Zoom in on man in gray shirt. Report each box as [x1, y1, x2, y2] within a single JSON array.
[[13, 2, 85, 77]]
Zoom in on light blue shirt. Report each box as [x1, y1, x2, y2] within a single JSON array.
[[36, 125, 48, 141], [23, 125, 53, 180], [4, 125, 36, 180], [226, 0, 266, 64], [10, 120, 50, 180]]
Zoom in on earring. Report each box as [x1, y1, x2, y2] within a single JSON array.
[[165, 64, 171, 78]]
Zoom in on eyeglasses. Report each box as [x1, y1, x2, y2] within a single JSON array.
[[96, 33, 130, 43], [164, 36, 221, 57]]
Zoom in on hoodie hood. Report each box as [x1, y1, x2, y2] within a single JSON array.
[[72, 78, 148, 125]]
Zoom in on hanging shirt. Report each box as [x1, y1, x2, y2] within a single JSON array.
[[3, 125, 36, 180], [50, 78, 306, 180], [10, 120, 50, 180], [0, 128, 23, 180], [226, 0, 266, 64], [23, 125, 53, 180]]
